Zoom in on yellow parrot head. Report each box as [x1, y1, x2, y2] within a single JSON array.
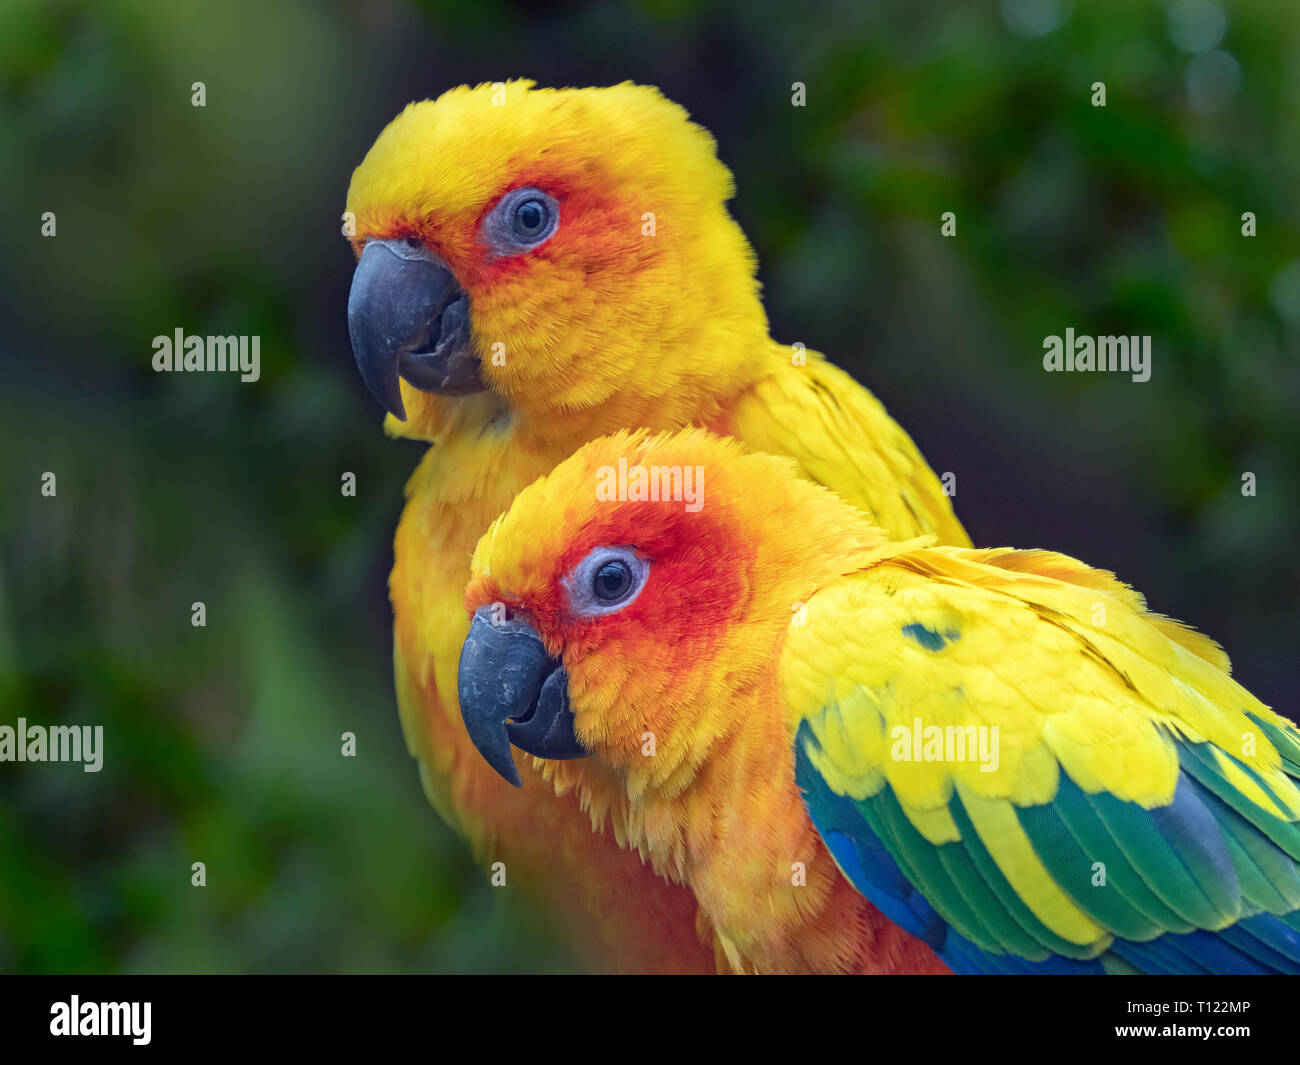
[[345, 81, 766, 439], [457, 428, 885, 789]]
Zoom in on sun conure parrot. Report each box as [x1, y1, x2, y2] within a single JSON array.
[[457, 427, 1300, 975], [344, 81, 971, 971]]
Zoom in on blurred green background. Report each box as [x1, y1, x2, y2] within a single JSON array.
[[0, 0, 1295, 973]]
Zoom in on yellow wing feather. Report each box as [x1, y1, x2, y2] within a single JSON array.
[[781, 546, 1298, 958]]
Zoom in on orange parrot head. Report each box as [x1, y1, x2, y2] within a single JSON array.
[[458, 428, 886, 790]]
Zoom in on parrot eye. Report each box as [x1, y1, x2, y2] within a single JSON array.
[[563, 547, 648, 618], [481, 186, 559, 256], [593, 560, 632, 601], [513, 198, 549, 240]]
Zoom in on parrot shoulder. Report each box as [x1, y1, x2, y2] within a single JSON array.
[[726, 346, 970, 546], [957, 546, 1232, 673]]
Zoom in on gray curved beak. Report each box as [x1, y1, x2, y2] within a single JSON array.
[[347, 239, 484, 418], [457, 607, 587, 787]]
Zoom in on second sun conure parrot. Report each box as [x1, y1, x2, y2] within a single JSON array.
[[344, 80, 969, 970], [458, 428, 1300, 975]]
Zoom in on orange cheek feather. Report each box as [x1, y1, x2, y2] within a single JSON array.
[[464, 173, 642, 297], [557, 507, 755, 676], [466, 504, 753, 669], [356, 171, 645, 325]]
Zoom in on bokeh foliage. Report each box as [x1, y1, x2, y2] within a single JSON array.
[[0, 0, 1295, 972]]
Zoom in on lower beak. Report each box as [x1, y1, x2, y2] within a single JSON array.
[[457, 607, 587, 787], [347, 239, 484, 419]]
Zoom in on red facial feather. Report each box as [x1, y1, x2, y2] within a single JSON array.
[[473, 495, 757, 684], [355, 163, 650, 312]]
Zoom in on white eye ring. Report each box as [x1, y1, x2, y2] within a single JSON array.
[[563, 547, 649, 618], [481, 186, 559, 256]]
